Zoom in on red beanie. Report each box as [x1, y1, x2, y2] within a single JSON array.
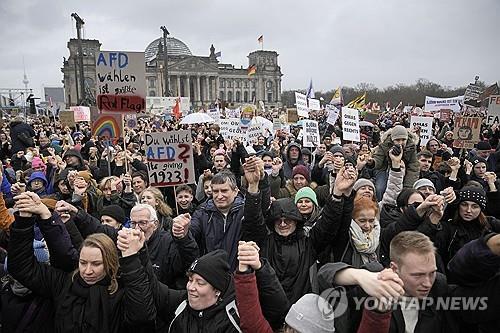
[[292, 165, 310, 183]]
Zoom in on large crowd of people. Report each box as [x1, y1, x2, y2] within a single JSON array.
[[0, 106, 499, 332]]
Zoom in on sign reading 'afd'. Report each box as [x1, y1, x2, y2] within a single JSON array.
[[96, 51, 146, 113]]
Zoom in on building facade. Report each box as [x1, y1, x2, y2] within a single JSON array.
[[62, 36, 283, 109]]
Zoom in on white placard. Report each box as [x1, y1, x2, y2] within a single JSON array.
[[424, 95, 463, 113], [326, 104, 340, 125], [225, 107, 241, 118], [295, 92, 309, 118], [219, 118, 245, 141], [96, 51, 146, 113], [303, 120, 320, 147], [341, 107, 360, 142], [145, 130, 195, 187], [487, 95, 500, 124], [70, 106, 91, 122], [410, 116, 434, 146], [207, 108, 221, 122], [246, 123, 263, 145], [308, 98, 321, 111]]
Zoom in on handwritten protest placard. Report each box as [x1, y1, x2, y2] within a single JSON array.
[[410, 116, 434, 146], [303, 120, 320, 147], [246, 123, 263, 145], [59, 110, 75, 127], [145, 130, 195, 187], [219, 118, 245, 141], [71, 106, 91, 122], [326, 104, 340, 125], [453, 117, 481, 149], [295, 92, 309, 118], [287, 109, 298, 124], [487, 95, 500, 124], [341, 107, 360, 142], [308, 98, 321, 111], [96, 51, 146, 113]]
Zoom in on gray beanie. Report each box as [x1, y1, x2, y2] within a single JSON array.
[[285, 294, 335, 333], [329, 145, 344, 156], [413, 178, 436, 191], [391, 125, 408, 141], [353, 178, 376, 192]]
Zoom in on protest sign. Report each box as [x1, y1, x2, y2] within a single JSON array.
[[453, 116, 481, 149], [225, 107, 240, 119], [246, 123, 263, 145], [146, 97, 190, 116], [341, 107, 360, 142], [145, 130, 195, 187], [273, 118, 283, 132], [295, 92, 309, 117], [287, 108, 298, 124], [410, 116, 434, 146], [219, 118, 244, 141], [71, 106, 91, 122], [308, 98, 321, 111], [303, 120, 320, 147], [96, 51, 146, 113], [59, 110, 75, 127], [91, 114, 123, 140], [439, 109, 452, 122], [125, 114, 137, 128], [424, 95, 463, 113], [464, 83, 483, 107], [326, 104, 340, 125], [240, 104, 255, 130], [486, 95, 500, 124], [259, 100, 265, 113], [207, 108, 221, 122]]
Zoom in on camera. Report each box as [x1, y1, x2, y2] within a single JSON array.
[[391, 144, 401, 156]]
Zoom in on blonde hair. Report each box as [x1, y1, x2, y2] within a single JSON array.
[[390, 231, 435, 266], [99, 176, 120, 191], [139, 187, 173, 217], [73, 233, 119, 294]]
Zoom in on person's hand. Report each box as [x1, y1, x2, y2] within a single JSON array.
[[447, 157, 461, 173], [73, 177, 88, 196], [14, 192, 51, 219], [416, 194, 444, 217], [121, 173, 132, 192], [47, 155, 57, 167], [238, 241, 261, 272], [11, 182, 26, 195], [224, 139, 234, 151], [319, 151, 333, 168], [484, 172, 497, 185], [193, 141, 201, 155], [172, 213, 191, 239], [440, 187, 456, 204], [55, 200, 78, 215], [356, 154, 368, 171], [244, 156, 263, 187], [374, 269, 406, 312], [389, 145, 403, 167], [464, 159, 473, 175], [67, 170, 78, 187], [333, 166, 358, 196], [357, 269, 405, 301], [56, 155, 66, 170], [47, 147, 56, 156], [89, 147, 98, 157], [271, 157, 283, 175], [117, 228, 145, 257]]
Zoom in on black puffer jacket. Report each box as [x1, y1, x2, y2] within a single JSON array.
[[9, 120, 35, 154], [242, 191, 346, 304], [7, 214, 156, 333]]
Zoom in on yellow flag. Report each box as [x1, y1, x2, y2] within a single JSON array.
[[346, 92, 366, 110]]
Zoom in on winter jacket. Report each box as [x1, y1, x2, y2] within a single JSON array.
[[241, 190, 347, 304], [72, 209, 198, 288], [190, 175, 270, 271], [0, 192, 14, 232], [27, 171, 50, 196], [372, 127, 420, 188], [7, 214, 156, 333], [9, 121, 35, 154], [282, 142, 305, 179]]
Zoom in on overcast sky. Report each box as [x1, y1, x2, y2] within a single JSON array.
[[1, 0, 498, 101]]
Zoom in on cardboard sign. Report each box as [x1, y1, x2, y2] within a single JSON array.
[[91, 114, 123, 139], [410, 116, 434, 146], [145, 130, 195, 187], [287, 109, 298, 124], [303, 120, 320, 147], [425, 95, 463, 113], [240, 104, 256, 130], [71, 106, 91, 122], [308, 98, 321, 111], [59, 110, 75, 127], [96, 51, 146, 113], [439, 109, 452, 122], [326, 104, 340, 125], [219, 118, 245, 141], [341, 107, 360, 142], [486, 95, 500, 124], [453, 116, 481, 149], [295, 92, 309, 118]]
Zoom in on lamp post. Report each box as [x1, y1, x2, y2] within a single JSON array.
[[160, 26, 170, 97]]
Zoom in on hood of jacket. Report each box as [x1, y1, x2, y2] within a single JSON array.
[[63, 148, 84, 167], [380, 126, 419, 148], [285, 142, 303, 165], [28, 171, 48, 187], [266, 197, 304, 230]]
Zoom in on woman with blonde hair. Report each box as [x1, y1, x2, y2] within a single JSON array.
[[8, 191, 156, 332], [139, 187, 174, 231], [96, 174, 136, 217]]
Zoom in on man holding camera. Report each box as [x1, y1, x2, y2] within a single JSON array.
[[372, 125, 420, 201]]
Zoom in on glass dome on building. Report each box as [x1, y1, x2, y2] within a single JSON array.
[[144, 36, 192, 62]]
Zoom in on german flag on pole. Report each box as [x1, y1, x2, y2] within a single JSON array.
[[247, 64, 257, 76], [346, 92, 366, 110]]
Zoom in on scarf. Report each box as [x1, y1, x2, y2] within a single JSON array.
[[59, 274, 112, 333], [350, 219, 380, 264]]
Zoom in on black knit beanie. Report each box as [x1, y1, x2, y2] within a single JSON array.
[[188, 249, 230, 292], [100, 205, 126, 224]]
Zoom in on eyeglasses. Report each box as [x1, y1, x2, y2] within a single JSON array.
[[130, 220, 154, 228]]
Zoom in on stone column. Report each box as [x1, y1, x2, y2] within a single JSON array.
[[176, 76, 181, 97], [196, 75, 201, 104], [206, 76, 210, 103], [215, 76, 220, 101], [232, 80, 236, 103], [185, 76, 191, 101]]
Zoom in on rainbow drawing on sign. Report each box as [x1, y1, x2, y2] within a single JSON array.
[[92, 115, 122, 139]]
